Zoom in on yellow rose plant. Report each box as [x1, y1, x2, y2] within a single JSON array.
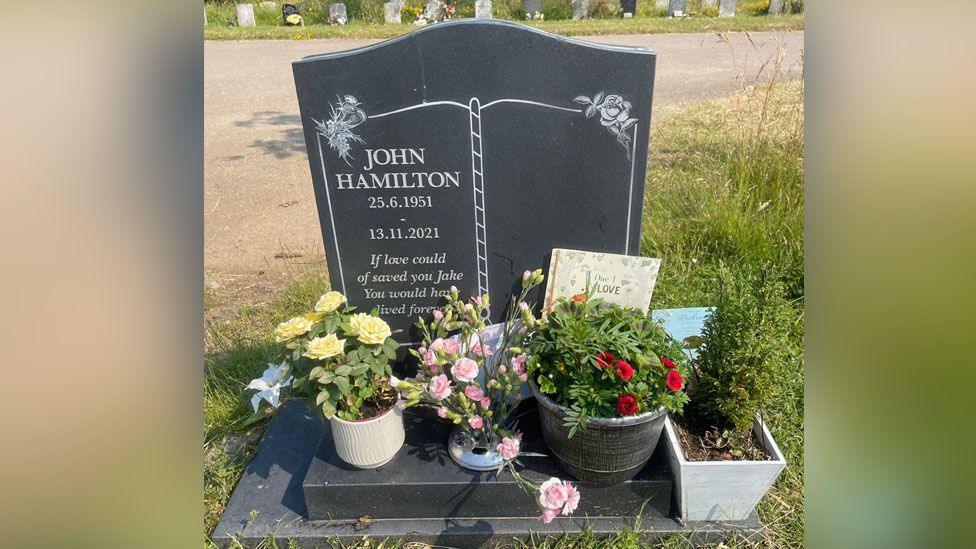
[[247, 291, 401, 422]]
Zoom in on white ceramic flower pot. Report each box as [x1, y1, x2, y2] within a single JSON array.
[[663, 415, 786, 521], [330, 405, 405, 469]]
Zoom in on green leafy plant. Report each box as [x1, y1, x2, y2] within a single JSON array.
[[247, 291, 400, 421], [686, 264, 793, 432], [588, 0, 622, 19], [527, 292, 690, 436]]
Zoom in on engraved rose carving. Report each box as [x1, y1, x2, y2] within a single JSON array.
[[574, 92, 639, 159], [597, 94, 632, 127]]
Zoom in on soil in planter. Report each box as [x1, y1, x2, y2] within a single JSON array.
[[672, 416, 772, 462], [355, 388, 399, 422]]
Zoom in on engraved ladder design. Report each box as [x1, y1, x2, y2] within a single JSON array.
[[468, 98, 489, 316]]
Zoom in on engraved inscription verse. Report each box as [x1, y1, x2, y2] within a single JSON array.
[[324, 141, 478, 341]]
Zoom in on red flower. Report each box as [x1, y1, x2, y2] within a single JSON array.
[[615, 359, 635, 381], [596, 351, 615, 369], [661, 356, 676, 370], [616, 394, 638, 416], [666, 369, 683, 391]]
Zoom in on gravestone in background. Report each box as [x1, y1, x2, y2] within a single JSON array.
[[236, 3, 256, 26], [425, 0, 444, 20], [384, 1, 402, 23], [572, 0, 588, 19], [702, 0, 716, 8], [621, 0, 637, 17], [293, 21, 656, 345], [259, 1, 277, 11], [719, 0, 736, 17], [475, 0, 493, 18], [668, 0, 686, 16], [523, 0, 542, 16], [282, 3, 300, 23], [768, 0, 781, 15], [329, 3, 348, 23], [655, 0, 669, 9]]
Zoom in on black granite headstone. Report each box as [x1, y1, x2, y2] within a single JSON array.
[[282, 3, 300, 24], [293, 20, 655, 344]]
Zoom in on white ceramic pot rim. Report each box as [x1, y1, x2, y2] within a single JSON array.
[[330, 402, 398, 425], [529, 379, 668, 427]]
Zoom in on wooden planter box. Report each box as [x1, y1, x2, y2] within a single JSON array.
[[663, 415, 786, 521]]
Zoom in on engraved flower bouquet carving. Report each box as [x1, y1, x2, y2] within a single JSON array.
[[575, 92, 639, 158]]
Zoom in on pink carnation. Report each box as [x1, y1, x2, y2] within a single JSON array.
[[437, 406, 449, 419], [429, 338, 446, 352], [562, 483, 580, 515], [480, 396, 491, 409], [468, 333, 494, 357], [464, 385, 485, 401], [428, 374, 452, 400], [540, 508, 558, 524], [433, 309, 444, 320], [423, 348, 437, 367], [497, 436, 520, 460], [468, 415, 483, 429], [510, 354, 526, 374], [442, 338, 460, 356], [539, 478, 569, 510], [451, 357, 479, 382]]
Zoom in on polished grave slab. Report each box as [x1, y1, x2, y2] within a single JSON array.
[[212, 401, 761, 547]]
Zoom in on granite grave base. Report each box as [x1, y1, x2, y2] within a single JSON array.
[[212, 400, 762, 547]]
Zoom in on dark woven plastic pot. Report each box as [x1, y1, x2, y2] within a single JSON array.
[[529, 381, 668, 485]]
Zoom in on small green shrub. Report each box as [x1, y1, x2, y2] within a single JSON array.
[[784, 0, 804, 14], [688, 264, 794, 431], [491, 0, 524, 19], [255, 3, 284, 26], [588, 0, 622, 19], [542, 0, 573, 20], [450, 0, 477, 18]]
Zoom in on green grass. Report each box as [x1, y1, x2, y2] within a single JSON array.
[[204, 78, 804, 547], [204, 15, 803, 40]]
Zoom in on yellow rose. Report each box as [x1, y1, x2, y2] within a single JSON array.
[[305, 312, 325, 323], [355, 315, 392, 345], [314, 291, 346, 313], [347, 312, 370, 336], [304, 333, 346, 360], [274, 316, 314, 342]]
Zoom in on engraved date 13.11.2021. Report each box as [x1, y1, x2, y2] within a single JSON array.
[[367, 226, 441, 240]]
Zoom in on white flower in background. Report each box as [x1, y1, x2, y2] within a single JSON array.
[[247, 361, 293, 412]]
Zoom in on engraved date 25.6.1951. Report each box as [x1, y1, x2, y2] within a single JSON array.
[[368, 227, 441, 240], [367, 195, 433, 209]]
